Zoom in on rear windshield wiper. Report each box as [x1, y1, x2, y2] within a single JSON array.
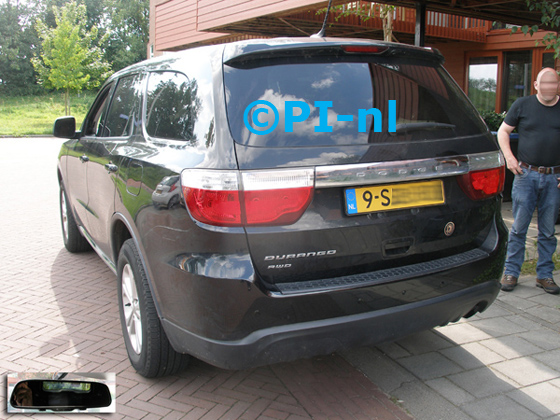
[[390, 122, 456, 136]]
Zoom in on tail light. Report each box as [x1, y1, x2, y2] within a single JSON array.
[[181, 169, 314, 227], [458, 166, 505, 200]]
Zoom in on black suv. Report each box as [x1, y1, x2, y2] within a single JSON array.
[[55, 37, 507, 377]]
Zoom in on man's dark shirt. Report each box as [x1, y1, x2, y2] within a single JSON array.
[[504, 95, 560, 167]]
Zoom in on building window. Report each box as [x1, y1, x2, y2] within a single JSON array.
[[543, 52, 555, 69], [468, 56, 498, 111], [502, 50, 532, 111]]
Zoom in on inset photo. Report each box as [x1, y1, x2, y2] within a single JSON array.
[[7, 372, 116, 414]]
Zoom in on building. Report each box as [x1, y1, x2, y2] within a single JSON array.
[[148, 0, 557, 113]]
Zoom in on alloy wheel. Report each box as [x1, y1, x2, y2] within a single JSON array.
[[121, 264, 142, 354], [60, 190, 69, 242]]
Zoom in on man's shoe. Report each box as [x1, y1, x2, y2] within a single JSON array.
[[536, 278, 560, 295], [501, 275, 518, 291]]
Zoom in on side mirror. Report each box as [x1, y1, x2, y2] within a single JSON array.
[[53, 117, 79, 139], [10, 379, 112, 411]]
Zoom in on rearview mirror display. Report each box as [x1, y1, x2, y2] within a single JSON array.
[[8, 373, 115, 413]]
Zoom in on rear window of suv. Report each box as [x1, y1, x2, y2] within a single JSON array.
[[224, 60, 487, 147]]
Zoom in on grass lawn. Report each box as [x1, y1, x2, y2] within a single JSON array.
[[0, 92, 96, 136], [521, 252, 560, 275]]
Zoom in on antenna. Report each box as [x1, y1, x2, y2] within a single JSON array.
[[311, 0, 334, 38]]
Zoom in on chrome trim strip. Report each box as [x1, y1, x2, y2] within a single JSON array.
[[78, 225, 117, 275], [468, 150, 505, 171], [315, 151, 503, 188]]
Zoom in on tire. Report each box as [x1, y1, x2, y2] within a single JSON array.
[[60, 185, 91, 253], [117, 239, 190, 377]]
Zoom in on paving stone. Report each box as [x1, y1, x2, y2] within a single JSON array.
[[439, 342, 505, 370], [396, 352, 463, 381], [527, 291, 560, 308], [525, 305, 560, 325], [467, 316, 528, 337], [496, 293, 541, 311], [491, 357, 560, 386], [470, 303, 511, 319], [533, 348, 560, 371], [340, 347, 416, 394], [508, 383, 560, 418], [503, 313, 551, 332], [391, 380, 472, 420], [375, 342, 411, 359], [447, 367, 514, 398], [479, 335, 545, 359], [392, 330, 455, 355], [424, 377, 475, 405], [461, 395, 540, 420], [436, 322, 493, 345], [503, 285, 545, 299], [517, 329, 560, 351]]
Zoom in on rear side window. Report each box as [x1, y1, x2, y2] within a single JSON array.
[[224, 60, 487, 147], [103, 74, 143, 138], [145, 71, 201, 142]]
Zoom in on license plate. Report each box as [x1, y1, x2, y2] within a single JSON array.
[[345, 180, 445, 215]]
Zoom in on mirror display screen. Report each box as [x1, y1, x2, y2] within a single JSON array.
[[42, 381, 91, 393]]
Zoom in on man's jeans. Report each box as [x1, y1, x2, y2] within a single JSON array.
[[504, 168, 560, 279]]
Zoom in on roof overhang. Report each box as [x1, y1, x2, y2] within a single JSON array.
[[371, 0, 542, 27], [206, 0, 544, 41]]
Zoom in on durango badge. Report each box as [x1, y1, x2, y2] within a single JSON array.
[[265, 250, 337, 261]]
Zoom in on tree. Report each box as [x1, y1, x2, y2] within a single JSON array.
[[29, 0, 107, 32], [513, 1, 560, 58], [379, 5, 396, 42], [0, 1, 41, 95], [316, 2, 397, 42], [32, 0, 111, 114], [104, 0, 149, 71]]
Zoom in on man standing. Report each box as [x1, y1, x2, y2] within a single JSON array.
[[498, 67, 560, 295]]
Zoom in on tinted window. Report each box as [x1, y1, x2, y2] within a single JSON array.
[[103, 74, 143, 137], [224, 61, 487, 147], [145, 71, 201, 142], [83, 84, 113, 136]]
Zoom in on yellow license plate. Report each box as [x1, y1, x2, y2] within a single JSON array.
[[345, 180, 445, 215]]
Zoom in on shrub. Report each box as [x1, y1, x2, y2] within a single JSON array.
[[479, 110, 507, 132]]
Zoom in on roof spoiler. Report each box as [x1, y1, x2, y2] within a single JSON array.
[[223, 42, 443, 69]]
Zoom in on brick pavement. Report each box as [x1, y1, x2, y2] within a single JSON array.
[[5, 137, 558, 420], [0, 137, 412, 420]]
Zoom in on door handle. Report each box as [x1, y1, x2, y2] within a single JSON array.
[[80, 155, 89, 163], [105, 163, 118, 173]]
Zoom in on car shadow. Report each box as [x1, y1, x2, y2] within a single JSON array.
[[43, 248, 120, 367]]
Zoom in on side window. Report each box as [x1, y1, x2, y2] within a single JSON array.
[[103, 74, 143, 138], [84, 84, 113, 136], [145, 71, 201, 141]]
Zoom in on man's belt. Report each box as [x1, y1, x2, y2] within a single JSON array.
[[519, 162, 560, 174]]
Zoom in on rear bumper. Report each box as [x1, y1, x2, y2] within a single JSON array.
[[162, 280, 500, 370]]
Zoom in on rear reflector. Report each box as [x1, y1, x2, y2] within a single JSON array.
[[182, 169, 314, 227], [458, 166, 505, 200]]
